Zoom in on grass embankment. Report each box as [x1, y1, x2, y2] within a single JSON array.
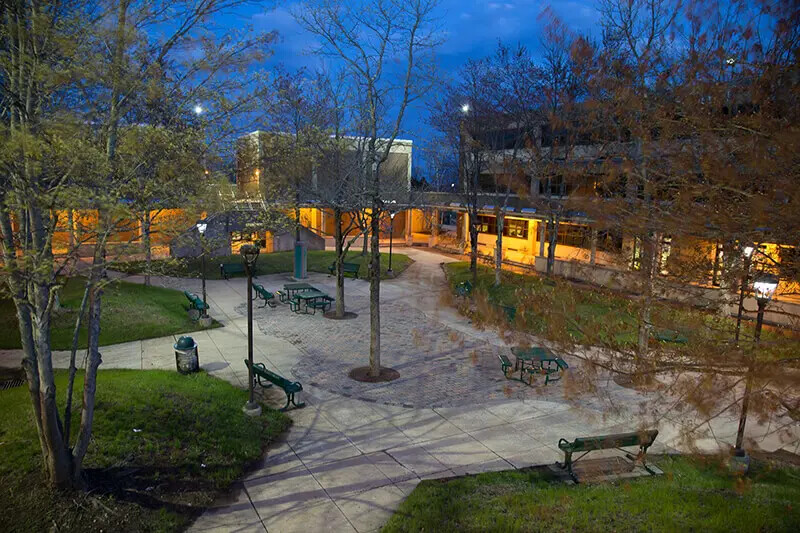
[[115, 249, 413, 281], [383, 456, 800, 532], [0, 278, 219, 350], [0, 369, 290, 533], [444, 262, 799, 356]]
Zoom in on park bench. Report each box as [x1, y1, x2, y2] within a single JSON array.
[[557, 429, 659, 482], [328, 262, 361, 279], [252, 284, 277, 308], [498, 354, 513, 378], [652, 328, 688, 344], [288, 296, 302, 313], [490, 300, 517, 323], [219, 262, 245, 279], [244, 360, 305, 411], [183, 290, 208, 320], [455, 280, 473, 298]]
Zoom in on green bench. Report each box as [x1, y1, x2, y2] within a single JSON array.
[[455, 280, 473, 298], [253, 283, 277, 308], [328, 262, 361, 279], [652, 328, 688, 344], [183, 290, 208, 320], [557, 429, 659, 482], [244, 360, 306, 411], [490, 300, 517, 323], [498, 354, 513, 378], [220, 262, 245, 279]]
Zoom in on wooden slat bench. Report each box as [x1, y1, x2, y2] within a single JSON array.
[[220, 262, 245, 279], [244, 360, 305, 411], [183, 291, 208, 320], [253, 284, 277, 308], [328, 262, 361, 279], [557, 429, 659, 482]]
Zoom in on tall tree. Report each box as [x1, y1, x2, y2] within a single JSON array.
[[297, 0, 441, 377]]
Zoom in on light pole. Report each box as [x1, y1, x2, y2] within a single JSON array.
[[387, 212, 397, 275], [196, 221, 208, 317], [734, 245, 755, 344], [734, 272, 778, 458], [240, 244, 261, 417]]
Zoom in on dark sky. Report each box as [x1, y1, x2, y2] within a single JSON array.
[[223, 1, 602, 169]]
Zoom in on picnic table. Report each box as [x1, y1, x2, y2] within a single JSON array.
[[510, 346, 569, 385], [290, 289, 333, 314], [283, 282, 316, 299]]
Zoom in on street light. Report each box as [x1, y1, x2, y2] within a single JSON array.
[[194, 104, 203, 115], [734, 271, 779, 459], [734, 244, 755, 344], [387, 212, 397, 275], [460, 103, 470, 114], [240, 244, 261, 417], [196, 221, 208, 318]]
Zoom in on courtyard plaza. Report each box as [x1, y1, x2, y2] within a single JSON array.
[[1, 247, 797, 532]]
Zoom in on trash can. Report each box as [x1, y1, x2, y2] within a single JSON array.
[[174, 336, 199, 374]]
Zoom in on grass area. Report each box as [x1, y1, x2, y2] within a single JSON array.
[[0, 278, 219, 350], [383, 456, 800, 532], [444, 262, 799, 357], [114, 249, 413, 281], [0, 369, 290, 533]]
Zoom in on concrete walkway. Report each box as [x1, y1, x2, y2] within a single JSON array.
[[1, 247, 798, 533]]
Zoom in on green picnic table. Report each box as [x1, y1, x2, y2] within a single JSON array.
[[510, 346, 569, 385], [283, 282, 316, 299], [290, 289, 333, 314]]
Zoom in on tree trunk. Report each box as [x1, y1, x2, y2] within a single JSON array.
[[636, 232, 658, 363], [546, 214, 558, 275], [469, 211, 479, 288], [368, 208, 381, 377], [495, 210, 503, 287], [143, 211, 151, 286], [361, 223, 369, 256], [334, 208, 346, 318]]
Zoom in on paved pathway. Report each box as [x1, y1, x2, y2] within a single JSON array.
[[1, 247, 798, 533]]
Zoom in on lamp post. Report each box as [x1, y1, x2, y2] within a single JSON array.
[[240, 244, 261, 416], [387, 212, 396, 275], [734, 245, 755, 344], [196, 221, 208, 317], [734, 272, 778, 458]]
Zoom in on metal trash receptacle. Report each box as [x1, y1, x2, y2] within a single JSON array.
[[174, 336, 199, 374]]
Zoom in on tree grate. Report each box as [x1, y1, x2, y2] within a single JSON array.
[[0, 379, 25, 391]]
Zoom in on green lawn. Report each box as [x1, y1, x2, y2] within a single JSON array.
[[383, 456, 800, 532], [114, 249, 413, 281], [0, 278, 219, 350], [0, 369, 290, 533], [444, 262, 799, 357]]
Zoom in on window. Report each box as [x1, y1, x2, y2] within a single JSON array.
[[545, 224, 590, 248], [476, 215, 529, 239], [504, 218, 529, 239], [440, 210, 458, 227], [539, 175, 569, 197]]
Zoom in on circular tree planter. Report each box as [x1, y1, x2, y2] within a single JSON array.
[[348, 366, 400, 383], [323, 311, 359, 320]]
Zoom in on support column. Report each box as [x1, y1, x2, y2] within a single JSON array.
[[590, 229, 598, 265], [405, 210, 413, 246], [538, 221, 546, 257]]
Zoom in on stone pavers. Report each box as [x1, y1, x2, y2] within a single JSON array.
[[2, 247, 799, 532]]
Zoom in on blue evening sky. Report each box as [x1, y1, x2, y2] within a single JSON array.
[[220, 1, 602, 168]]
